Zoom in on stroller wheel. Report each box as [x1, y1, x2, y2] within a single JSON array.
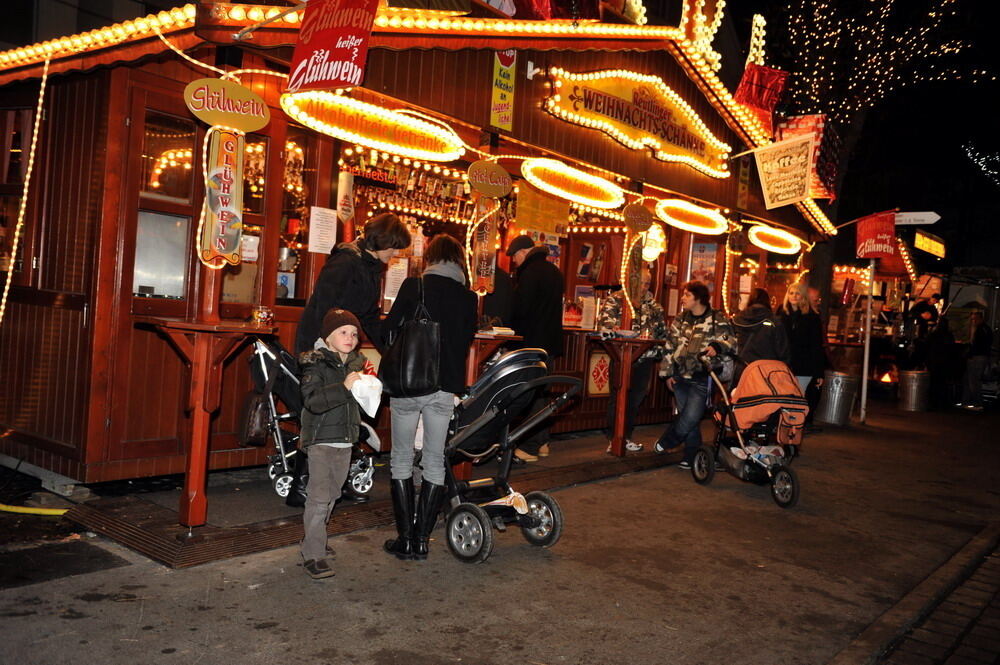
[[692, 446, 716, 485], [520, 491, 563, 548], [445, 503, 494, 563], [267, 460, 284, 480], [349, 457, 374, 495], [273, 473, 294, 498], [770, 465, 799, 509]]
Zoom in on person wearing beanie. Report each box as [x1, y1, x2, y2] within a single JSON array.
[[296, 308, 367, 579]]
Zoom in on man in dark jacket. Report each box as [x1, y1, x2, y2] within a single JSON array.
[[507, 235, 565, 461], [295, 213, 411, 355], [509, 235, 564, 358]]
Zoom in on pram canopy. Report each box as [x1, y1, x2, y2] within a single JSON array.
[[729, 360, 808, 444]]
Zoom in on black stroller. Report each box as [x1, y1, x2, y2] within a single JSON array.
[[437, 348, 582, 563], [241, 337, 377, 500]]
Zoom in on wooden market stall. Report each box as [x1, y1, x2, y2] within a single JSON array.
[[0, 1, 832, 513]]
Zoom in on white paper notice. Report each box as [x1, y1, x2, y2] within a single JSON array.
[[383, 257, 409, 305], [240, 234, 260, 262], [308, 206, 338, 254]]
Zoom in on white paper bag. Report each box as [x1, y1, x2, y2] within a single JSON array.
[[350, 374, 383, 418]]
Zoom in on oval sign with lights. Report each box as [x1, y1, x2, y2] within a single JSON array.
[[184, 78, 270, 132], [654, 198, 728, 235], [467, 160, 513, 198], [623, 203, 654, 235], [747, 224, 802, 255], [280, 91, 466, 162], [520, 158, 625, 209]]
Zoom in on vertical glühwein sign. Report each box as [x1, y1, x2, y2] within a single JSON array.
[[203, 130, 246, 265], [286, 0, 380, 92]]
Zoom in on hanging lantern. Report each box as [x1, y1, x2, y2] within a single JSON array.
[[641, 222, 667, 262]]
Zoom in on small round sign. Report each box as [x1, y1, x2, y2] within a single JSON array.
[[623, 204, 654, 234], [184, 78, 270, 132], [467, 160, 513, 198]]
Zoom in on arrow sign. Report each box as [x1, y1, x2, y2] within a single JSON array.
[[895, 211, 940, 226]]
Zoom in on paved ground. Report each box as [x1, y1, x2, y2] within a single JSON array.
[[2, 401, 1000, 665]]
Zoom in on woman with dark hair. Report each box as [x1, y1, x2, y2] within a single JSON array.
[[295, 212, 412, 355], [653, 280, 735, 469], [733, 287, 790, 367], [381, 234, 478, 561]]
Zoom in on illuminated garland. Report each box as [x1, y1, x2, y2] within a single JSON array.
[[897, 237, 918, 282], [619, 233, 643, 318], [568, 225, 627, 234], [0, 59, 48, 327], [746, 14, 767, 67], [571, 202, 625, 222]]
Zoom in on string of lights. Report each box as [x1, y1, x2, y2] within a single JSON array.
[[964, 143, 1000, 188]]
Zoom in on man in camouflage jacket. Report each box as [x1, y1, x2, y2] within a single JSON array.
[[598, 270, 667, 452], [654, 280, 735, 468]]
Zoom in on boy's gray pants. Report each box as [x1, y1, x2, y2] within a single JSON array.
[[300, 445, 352, 562]]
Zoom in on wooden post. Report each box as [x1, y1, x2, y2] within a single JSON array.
[[859, 258, 874, 423]]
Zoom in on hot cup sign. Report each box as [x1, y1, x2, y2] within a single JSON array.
[[286, 0, 380, 92], [623, 204, 653, 235], [467, 160, 513, 199]]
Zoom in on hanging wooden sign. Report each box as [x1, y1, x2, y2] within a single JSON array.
[[467, 160, 512, 198], [183, 78, 269, 132], [623, 203, 653, 234]]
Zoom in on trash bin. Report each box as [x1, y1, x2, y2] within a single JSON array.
[[816, 371, 860, 426], [898, 370, 930, 412]]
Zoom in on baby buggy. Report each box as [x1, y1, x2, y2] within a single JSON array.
[[240, 337, 377, 500], [690, 356, 807, 508], [437, 348, 582, 563]]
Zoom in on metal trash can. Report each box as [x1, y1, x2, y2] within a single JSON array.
[[816, 371, 860, 426], [898, 370, 930, 412]]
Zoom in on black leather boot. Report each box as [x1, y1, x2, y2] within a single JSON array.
[[414, 482, 447, 560], [285, 449, 309, 508], [383, 478, 416, 560]]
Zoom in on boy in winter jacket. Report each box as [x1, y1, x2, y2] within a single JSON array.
[[297, 309, 368, 579]]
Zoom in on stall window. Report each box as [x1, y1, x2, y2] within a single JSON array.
[[276, 126, 315, 305], [0, 109, 32, 278], [243, 133, 268, 215], [140, 111, 196, 203], [133, 210, 190, 299]]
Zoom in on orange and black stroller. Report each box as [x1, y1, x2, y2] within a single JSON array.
[[690, 356, 807, 508]]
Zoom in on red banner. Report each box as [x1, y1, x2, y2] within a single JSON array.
[[733, 63, 788, 136], [855, 211, 898, 260], [286, 0, 379, 93]]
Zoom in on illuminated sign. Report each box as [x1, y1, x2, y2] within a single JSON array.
[[520, 158, 624, 209], [654, 198, 727, 235], [914, 229, 945, 258], [747, 224, 802, 255], [280, 91, 465, 162], [544, 67, 731, 179], [184, 78, 270, 132], [622, 203, 653, 234]]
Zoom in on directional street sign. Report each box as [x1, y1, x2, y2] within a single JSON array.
[[895, 211, 940, 226]]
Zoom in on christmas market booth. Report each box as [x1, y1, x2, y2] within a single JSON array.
[[0, 0, 835, 557]]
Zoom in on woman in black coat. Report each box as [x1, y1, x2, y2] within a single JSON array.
[[778, 282, 828, 396], [734, 288, 791, 368], [381, 234, 478, 561]]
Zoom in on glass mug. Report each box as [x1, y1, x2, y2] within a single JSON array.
[[251, 305, 274, 327]]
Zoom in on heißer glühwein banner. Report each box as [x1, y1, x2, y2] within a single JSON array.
[[286, 0, 380, 92]]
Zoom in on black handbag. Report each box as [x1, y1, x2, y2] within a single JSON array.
[[379, 277, 441, 397]]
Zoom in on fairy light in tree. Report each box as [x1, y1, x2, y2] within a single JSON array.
[[964, 143, 1000, 188], [772, 0, 996, 127]]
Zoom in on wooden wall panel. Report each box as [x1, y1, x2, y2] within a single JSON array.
[[0, 300, 87, 451], [37, 74, 108, 294]]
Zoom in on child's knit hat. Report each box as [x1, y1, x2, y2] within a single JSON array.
[[320, 308, 361, 340]]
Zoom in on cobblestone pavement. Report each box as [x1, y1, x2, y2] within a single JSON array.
[[881, 547, 1000, 665]]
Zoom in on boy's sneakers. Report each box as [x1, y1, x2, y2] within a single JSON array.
[[677, 460, 692, 470], [303, 557, 335, 579], [538, 443, 551, 457], [625, 440, 643, 452]]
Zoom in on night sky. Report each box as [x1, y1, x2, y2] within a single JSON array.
[[727, 1, 1000, 272]]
